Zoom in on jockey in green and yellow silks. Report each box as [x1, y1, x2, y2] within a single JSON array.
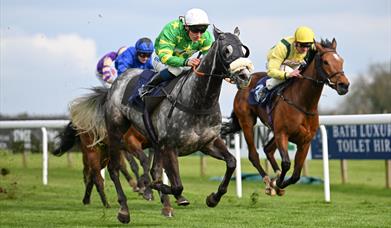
[[139, 8, 214, 98], [255, 26, 316, 103], [154, 18, 213, 68]]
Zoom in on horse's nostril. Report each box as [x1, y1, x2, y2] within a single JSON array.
[[338, 83, 349, 90]]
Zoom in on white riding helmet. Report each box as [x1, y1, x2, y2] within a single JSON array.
[[184, 8, 210, 26]]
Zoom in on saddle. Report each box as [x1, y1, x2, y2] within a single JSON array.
[[249, 77, 294, 107], [121, 69, 189, 146], [249, 77, 294, 129], [121, 70, 182, 113]]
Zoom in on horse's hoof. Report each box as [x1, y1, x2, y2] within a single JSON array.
[[143, 190, 154, 201], [276, 188, 285, 196], [82, 198, 90, 205], [176, 196, 190, 206], [129, 180, 139, 192], [138, 186, 146, 194], [270, 178, 285, 196], [265, 187, 276, 196], [117, 209, 130, 224], [161, 207, 174, 217], [206, 193, 218, 208]]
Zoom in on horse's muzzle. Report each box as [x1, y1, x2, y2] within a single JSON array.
[[337, 82, 349, 95], [235, 68, 252, 89]]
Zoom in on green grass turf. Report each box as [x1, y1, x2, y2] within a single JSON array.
[[1, 151, 390, 227]]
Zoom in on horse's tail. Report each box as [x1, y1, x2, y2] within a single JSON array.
[[52, 122, 79, 156], [69, 87, 108, 147], [221, 110, 242, 136]]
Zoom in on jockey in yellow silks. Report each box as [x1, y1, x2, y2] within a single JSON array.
[[256, 26, 316, 103]]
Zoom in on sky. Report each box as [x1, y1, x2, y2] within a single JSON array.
[[1, 0, 390, 117]]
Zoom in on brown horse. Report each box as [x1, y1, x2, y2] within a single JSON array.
[[222, 39, 350, 195], [53, 122, 154, 208]]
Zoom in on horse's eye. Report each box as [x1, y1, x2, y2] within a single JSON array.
[[323, 60, 329, 65], [242, 47, 247, 55], [224, 45, 233, 57]]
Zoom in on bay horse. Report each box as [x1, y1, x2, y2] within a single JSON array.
[[73, 26, 254, 223], [222, 39, 350, 196], [52, 121, 153, 208]]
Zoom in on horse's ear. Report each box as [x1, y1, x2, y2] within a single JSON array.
[[331, 38, 337, 49], [234, 27, 240, 36], [213, 25, 223, 38]]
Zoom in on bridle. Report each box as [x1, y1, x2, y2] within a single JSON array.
[[300, 50, 344, 88], [193, 33, 250, 82], [166, 33, 250, 117], [277, 49, 344, 116]]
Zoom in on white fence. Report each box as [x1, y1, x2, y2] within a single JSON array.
[[1, 114, 391, 201], [0, 120, 69, 185], [232, 114, 391, 201]]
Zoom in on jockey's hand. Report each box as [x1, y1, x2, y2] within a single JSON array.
[[288, 69, 301, 78], [186, 58, 201, 67], [224, 78, 235, 84], [106, 78, 114, 84]]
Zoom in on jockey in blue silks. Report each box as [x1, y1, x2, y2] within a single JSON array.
[[115, 37, 155, 77]]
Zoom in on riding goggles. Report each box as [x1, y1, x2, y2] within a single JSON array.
[[138, 53, 152, 58], [188, 25, 208, 34], [296, 42, 313, 48]]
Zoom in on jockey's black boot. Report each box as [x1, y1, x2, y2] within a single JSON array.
[[139, 68, 174, 98], [142, 107, 158, 145]]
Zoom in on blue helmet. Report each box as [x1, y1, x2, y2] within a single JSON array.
[[135, 37, 154, 54]]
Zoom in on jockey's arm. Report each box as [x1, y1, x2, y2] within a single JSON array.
[[115, 50, 133, 76], [267, 43, 289, 80]]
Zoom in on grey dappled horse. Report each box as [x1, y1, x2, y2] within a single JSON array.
[[79, 26, 254, 223]]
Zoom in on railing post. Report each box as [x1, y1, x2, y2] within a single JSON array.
[[320, 125, 330, 202], [235, 133, 242, 198], [41, 127, 48, 185]]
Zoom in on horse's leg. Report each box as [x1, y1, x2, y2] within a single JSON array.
[[239, 116, 272, 195], [278, 142, 310, 188], [123, 132, 154, 201], [149, 148, 173, 217], [80, 133, 110, 208], [263, 137, 280, 173], [124, 128, 153, 200], [146, 148, 188, 206], [82, 161, 93, 205], [271, 133, 290, 196], [129, 148, 154, 200], [119, 151, 138, 193], [201, 138, 236, 207], [123, 151, 140, 192], [106, 125, 131, 224], [161, 148, 184, 197], [92, 147, 111, 208]]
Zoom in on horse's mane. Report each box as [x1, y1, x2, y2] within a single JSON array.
[[320, 39, 334, 49]]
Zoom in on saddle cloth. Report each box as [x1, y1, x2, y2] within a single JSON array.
[[248, 77, 270, 106], [122, 69, 183, 112]]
